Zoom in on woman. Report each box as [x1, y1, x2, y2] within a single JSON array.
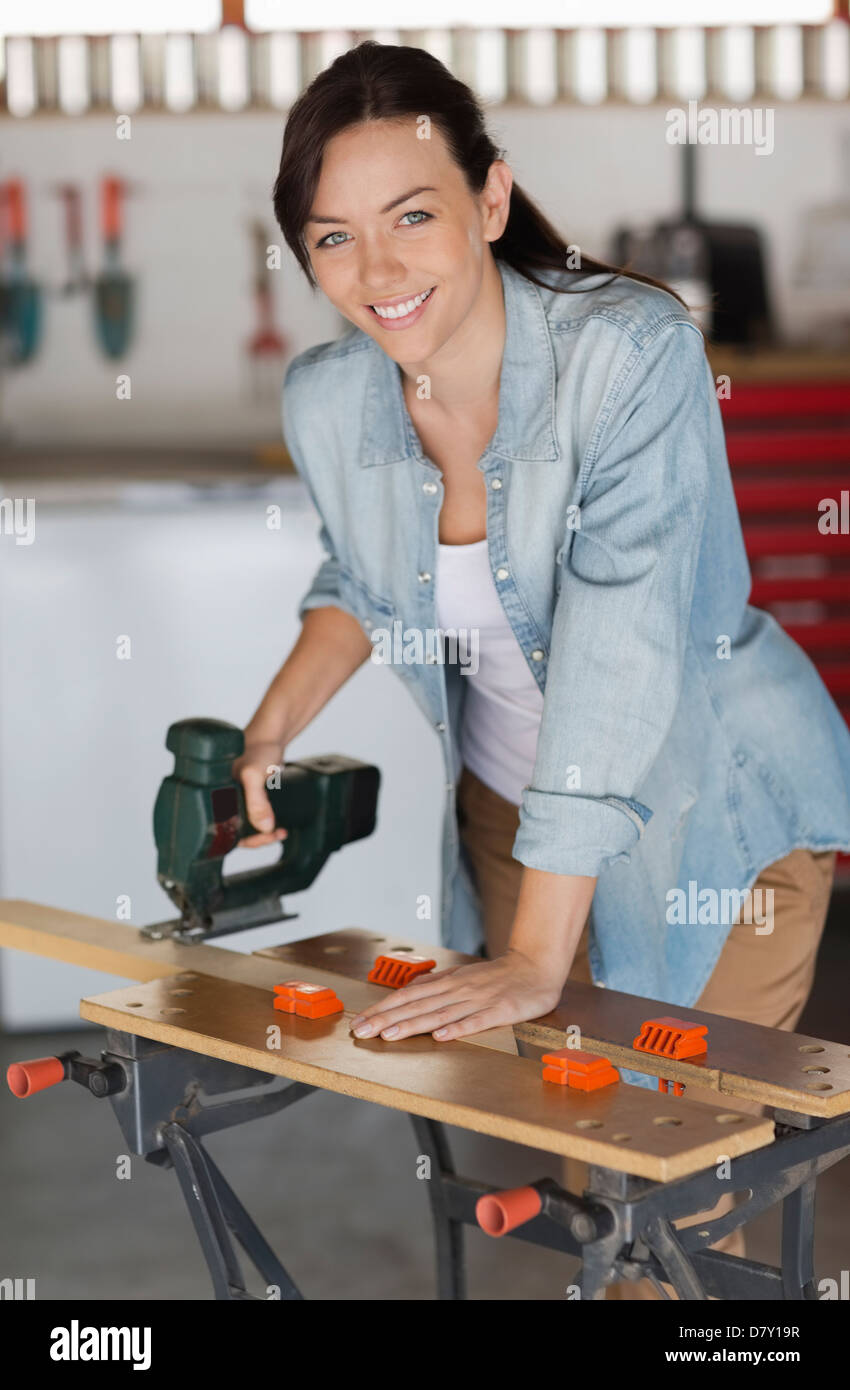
[[235, 41, 850, 1294]]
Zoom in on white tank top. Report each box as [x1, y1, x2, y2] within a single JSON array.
[[436, 538, 544, 806]]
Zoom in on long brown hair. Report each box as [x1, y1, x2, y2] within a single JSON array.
[[272, 39, 688, 309]]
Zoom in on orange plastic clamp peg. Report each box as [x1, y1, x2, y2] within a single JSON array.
[[367, 953, 437, 989], [633, 1016, 708, 1060], [273, 980, 344, 1019], [6, 1056, 66, 1098], [476, 1186, 543, 1237], [658, 1078, 686, 1097], [541, 1048, 620, 1091]]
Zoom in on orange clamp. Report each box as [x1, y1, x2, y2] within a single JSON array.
[[658, 1078, 686, 1097], [633, 1016, 708, 1060], [368, 953, 436, 989], [541, 1048, 620, 1091], [273, 980, 344, 1019]]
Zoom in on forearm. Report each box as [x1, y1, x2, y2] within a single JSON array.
[[507, 867, 597, 985], [245, 605, 373, 745]]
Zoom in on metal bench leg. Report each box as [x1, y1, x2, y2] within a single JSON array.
[[161, 1122, 303, 1301], [781, 1176, 818, 1300], [409, 1115, 466, 1300]]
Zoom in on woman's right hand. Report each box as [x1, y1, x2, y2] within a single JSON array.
[[232, 739, 290, 848]]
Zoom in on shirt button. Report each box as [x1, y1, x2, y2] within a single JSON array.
[[435, 721, 446, 732], [425, 653, 437, 663], [418, 571, 432, 583], [423, 481, 438, 495], [446, 782, 454, 792], [530, 649, 544, 661], [495, 566, 509, 580], [363, 619, 373, 630], [490, 477, 503, 490]]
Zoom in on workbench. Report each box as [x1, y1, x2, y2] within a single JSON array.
[[2, 899, 849, 1301]]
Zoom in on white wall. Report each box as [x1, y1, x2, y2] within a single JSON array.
[[0, 479, 445, 1028], [0, 100, 847, 447]]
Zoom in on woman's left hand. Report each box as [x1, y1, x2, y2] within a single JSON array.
[[349, 949, 563, 1042]]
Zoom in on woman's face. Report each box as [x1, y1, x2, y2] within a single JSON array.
[[304, 119, 511, 363]]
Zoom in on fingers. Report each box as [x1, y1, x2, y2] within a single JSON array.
[[238, 829, 288, 848], [352, 996, 478, 1041], [350, 972, 460, 1027], [238, 764, 287, 840], [240, 766, 275, 833], [431, 1009, 504, 1042]]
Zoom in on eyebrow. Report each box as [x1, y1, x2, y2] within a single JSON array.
[[306, 186, 438, 225]]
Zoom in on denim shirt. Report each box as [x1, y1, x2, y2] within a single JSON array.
[[282, 257, 850, 1086]]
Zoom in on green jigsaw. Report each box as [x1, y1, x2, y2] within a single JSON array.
[[142, 718, 380, 944]]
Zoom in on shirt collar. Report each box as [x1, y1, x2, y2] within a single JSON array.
[[359, 257, 560, 468]]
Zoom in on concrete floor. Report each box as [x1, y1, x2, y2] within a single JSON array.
[[2, 894, 849, 1301]]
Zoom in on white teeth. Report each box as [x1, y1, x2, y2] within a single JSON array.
[[372, 287, 433, 320]]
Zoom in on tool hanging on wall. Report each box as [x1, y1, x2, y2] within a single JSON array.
[[53, 183, 89, 296], [245, 219, 289, 404], [93, 175, 134, 358], [0, 179, 43, 365]]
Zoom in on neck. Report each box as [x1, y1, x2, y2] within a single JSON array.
[[398, 254, 506, 415]]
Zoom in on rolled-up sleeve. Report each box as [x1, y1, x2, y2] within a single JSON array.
[[512, 319, 712, 877], [282, 379, 355, 624]]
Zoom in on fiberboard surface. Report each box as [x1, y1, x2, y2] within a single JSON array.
[[79, 971, 774, 1182]]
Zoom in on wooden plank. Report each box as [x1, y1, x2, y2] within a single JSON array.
[[0, 900, 515, 1055], [269, 928, 850, 1118], [79, 973, 773, 1183]]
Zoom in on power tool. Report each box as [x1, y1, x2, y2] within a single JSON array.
[[142, 718, 380, 944]]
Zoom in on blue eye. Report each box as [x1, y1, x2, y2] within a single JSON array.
[[315, 209, 432, 250], [315, 230, 351, 249]]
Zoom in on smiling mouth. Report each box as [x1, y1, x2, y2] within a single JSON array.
[[367, 286, 436, 321]]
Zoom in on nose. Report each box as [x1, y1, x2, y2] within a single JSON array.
[[357, 239, 408, 300]]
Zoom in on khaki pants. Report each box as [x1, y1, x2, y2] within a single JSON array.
[[455, 763, 836, 1300]]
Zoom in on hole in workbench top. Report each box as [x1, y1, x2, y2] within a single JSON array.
[[575, 1119, 603, 1129], [160, 1008, 186, 1016], [806, 1082, 833, 1091], [653, 1116, 683, 1126], [169, 989, 192, 996], [127, 1002, 143, 1008], [801, 1065, 830, 1074], [389, 945, 413, 952], [798, 1044, 825, 1053], [714, 1114, 745, 1124], [611, 1133, 632, 1142], [322, 946, 346, 954]]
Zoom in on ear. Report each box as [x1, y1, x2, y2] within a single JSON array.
[[481, 160, 513, 242]]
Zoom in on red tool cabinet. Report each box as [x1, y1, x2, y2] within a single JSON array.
[[715, 361, 850, 874]]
